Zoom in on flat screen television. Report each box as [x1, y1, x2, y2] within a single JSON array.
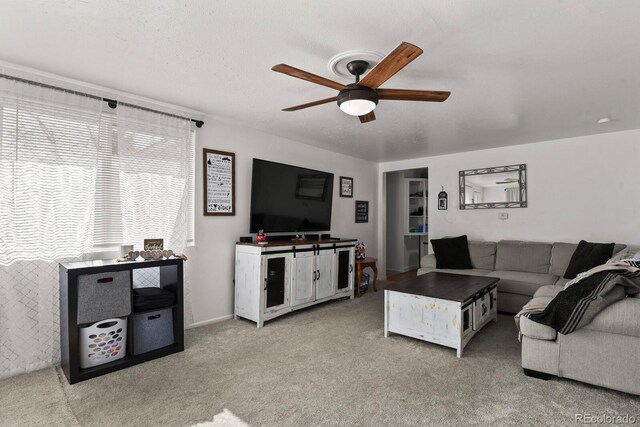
[[250, 159, 334, 233]]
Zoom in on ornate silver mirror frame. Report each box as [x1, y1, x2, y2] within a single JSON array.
[[459, 164, 527, 209]]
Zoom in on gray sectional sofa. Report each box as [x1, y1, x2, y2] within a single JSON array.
[[419, 240, 640, 395], [418, 239, 626, 313]]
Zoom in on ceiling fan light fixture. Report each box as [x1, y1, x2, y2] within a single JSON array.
[[337, 85, 378, 116]]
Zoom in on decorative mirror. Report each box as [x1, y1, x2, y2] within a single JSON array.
[[459, 164, 527, 209]]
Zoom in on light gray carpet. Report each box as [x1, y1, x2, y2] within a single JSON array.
[[2, 284, 639, 426]]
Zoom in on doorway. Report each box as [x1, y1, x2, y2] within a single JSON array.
[[385, 167, 428, 278]]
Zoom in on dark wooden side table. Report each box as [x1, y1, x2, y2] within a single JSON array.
[[355, 257, 378, 297]]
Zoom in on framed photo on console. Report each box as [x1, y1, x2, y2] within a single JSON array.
[[203, 148, 235, 216], [340, 176, 353, 197]]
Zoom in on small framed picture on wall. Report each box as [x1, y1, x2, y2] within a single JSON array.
[[340, 176, 353, 198], [438, 187, 448, 210], [355, 200, 369, 223]]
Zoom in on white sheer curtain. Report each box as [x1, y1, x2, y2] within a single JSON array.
[[115, 104, 194, 324], [505, 187, 520, 202], [0, 75, 194, 379], [116, 104, 194, 250]]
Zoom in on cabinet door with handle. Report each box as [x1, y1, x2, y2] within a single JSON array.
[[262, 254, 290, 313], [290, 251, 315, 306], [315, 249, 335, 300], [335, 248, 354, 292]]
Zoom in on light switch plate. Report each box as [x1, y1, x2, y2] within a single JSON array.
[[499, 213, 509, 220]]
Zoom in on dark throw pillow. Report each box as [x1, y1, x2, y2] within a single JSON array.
[[431, 235, 473, 269], [563, 240, 616, 279]]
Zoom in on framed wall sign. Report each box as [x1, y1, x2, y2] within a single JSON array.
[[204, 149, 235, 216], [340, 176, 353, 198], [355, 200, 369, 223]]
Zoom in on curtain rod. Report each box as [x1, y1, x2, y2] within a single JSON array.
[[0, 73, 204, 128]]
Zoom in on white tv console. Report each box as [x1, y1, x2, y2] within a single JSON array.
[[234, 239, 356, 327]]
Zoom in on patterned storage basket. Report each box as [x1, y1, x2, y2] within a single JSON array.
[[79, 318, 127, 368], [360, 273, 370, 293]]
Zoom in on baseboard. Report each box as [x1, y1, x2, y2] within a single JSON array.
[[185, 314, 234, 330]]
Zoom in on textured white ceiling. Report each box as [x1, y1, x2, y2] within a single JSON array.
[[0, 1, 639, 161]]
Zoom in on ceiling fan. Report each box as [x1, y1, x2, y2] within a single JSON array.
[[272, 42, 450, 123]]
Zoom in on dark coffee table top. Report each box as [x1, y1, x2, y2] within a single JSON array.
[[385, 272, 499, 302]]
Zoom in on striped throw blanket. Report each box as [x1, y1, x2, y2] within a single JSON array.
[[517, 260, 640, 335]]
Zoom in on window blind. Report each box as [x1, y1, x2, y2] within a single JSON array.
[[0, 83, 104, 264]]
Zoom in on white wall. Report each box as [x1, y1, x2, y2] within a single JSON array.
[[377, 129, 640, 276], [188, 119, 378, 325]]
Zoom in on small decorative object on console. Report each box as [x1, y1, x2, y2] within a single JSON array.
[[256, 229, 267, 243], [141, 249, 174, 260], [143, 238, 164, 251], [117, 249, 178, 262], [355, 242, 366, 260]]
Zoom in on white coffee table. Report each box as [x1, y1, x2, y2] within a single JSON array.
[[384, 272, 499, 357]]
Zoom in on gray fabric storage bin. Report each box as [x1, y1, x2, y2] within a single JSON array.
[[77, 271, 131, 324], [133, 308, 174, 355]]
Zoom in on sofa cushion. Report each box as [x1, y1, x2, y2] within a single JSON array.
[[519, 298, 557, 340], [420, 254, 437, 269], [417, 267, 492, 277], [550, 242, 578, 277], [468, 241, 497, 270], [608, 245, 638, 263], [494, 240, 552, 274], [564, 240, 616, 279], [583, 297, 640, 338], [487, 270, 558, 297], [554, 277, 570, 288], [551, 242, 626, 276], [534, 285, 563, 298], [431, 235, 473, 269]]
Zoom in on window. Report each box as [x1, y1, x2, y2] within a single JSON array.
[[0, 77, 195, 265]]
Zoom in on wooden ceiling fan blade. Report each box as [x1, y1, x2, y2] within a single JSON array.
[[272, 64, 346, 91], [282, 97, 337, 112], [359, 111, 376, 123], [358, 42, 423, 89], [378, 89, 451, 102]]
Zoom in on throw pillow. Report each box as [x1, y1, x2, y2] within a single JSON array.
[[564, 240, 616, 279], [431, 235, 473, 269]]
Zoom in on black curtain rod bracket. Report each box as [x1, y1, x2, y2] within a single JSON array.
[[104, 98, 118, 109]]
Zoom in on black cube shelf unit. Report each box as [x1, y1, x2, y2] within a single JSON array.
[[59, 258, 184, 384]]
